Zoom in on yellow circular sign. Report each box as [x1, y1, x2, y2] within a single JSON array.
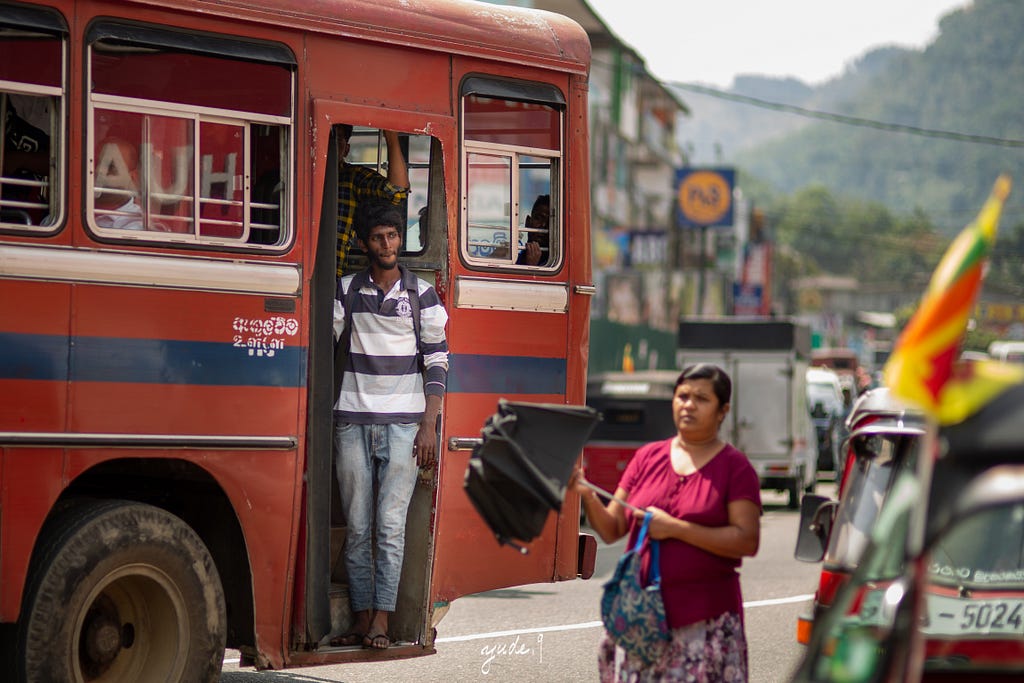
[[678, 171, 732, 225]]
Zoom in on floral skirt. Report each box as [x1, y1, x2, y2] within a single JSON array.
[[598, 611, 748, 683]]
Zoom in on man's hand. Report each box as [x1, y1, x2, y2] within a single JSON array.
[[522, 240, 542, 265], [413, 395, 442, 467], [413, 421, 436, 467]]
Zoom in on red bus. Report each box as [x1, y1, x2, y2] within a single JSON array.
[[0, 1, 595, 680]]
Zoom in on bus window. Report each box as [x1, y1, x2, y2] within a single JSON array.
[[460, 81, 563, 270], [0, 7, 65, 230], [339, 128, 444, 266], [86, 23, 294, 246], [343, 128, 436, 255], [404, 133, 435, 254]]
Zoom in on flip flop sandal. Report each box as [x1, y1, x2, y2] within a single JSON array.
[[329, 631, 364, 647], [363, 631, 391, 649]]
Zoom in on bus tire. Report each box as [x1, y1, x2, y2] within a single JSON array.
[[18, 499, 226, 683]]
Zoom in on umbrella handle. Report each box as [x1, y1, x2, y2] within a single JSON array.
[[579, 479, 644, 514]]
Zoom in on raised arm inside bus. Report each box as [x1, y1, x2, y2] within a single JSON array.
[[335, 125, 409, 276]]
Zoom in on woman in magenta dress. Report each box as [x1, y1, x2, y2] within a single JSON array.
[[574, 364, 762, 682]]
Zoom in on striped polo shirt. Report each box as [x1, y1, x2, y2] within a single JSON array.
[[333, 265, 448, 424]]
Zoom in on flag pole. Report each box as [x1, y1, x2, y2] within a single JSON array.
[[579, 479, 645, 514]]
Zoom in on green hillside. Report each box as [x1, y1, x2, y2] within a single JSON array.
[[735, 0, 1024, 235]]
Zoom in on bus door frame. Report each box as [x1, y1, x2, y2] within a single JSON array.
[[302, 99, 456, 651]]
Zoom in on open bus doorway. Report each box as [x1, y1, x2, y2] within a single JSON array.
[[314, 121, 450, 652]]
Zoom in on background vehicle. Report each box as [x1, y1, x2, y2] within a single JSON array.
[[811, 347, 860, 375], [988, 340, 1024, 364], [806, 366, 847, 478], [582, 371, 677, 494], [677, 318, 818, 509], [794, 388, 925, 644], [811, 346, 861, 396], [0, 1, 594, 680], [793, 382, 1024, 682]]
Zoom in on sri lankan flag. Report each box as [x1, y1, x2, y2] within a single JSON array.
[[883, 175, 1024, 425]]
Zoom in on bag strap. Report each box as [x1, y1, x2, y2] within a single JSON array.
[[649, 537, 661, 585], [633, 511, 662, 585], [402, 266, 423, 371], [333, 272, 367, 403], [633, 511, 653, 550], [403, 266, 422, 349]]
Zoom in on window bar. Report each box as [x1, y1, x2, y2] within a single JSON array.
[[510, 153, 520, 262], [0, 94, 6, 205], [241, 122, 251, 242], [192, 117, 201, 237]]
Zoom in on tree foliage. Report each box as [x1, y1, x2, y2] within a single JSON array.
[[759, 182, 1024, 326], [765, 186, 943, 288]]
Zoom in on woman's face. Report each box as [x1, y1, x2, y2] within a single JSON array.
[[672, 378, 728, 439]]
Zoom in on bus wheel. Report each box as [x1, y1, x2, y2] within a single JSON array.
[[19, 500, 226, 683]]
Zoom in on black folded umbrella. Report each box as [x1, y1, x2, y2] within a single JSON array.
[[464, 400, 600, 550]]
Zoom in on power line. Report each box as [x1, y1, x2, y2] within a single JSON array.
[[670, 81, 1024, 148]]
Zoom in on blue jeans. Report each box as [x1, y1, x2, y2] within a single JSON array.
[[334, 421, 420, 613]]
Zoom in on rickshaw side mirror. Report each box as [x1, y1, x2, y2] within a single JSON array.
[[794, 494, 839, 562]]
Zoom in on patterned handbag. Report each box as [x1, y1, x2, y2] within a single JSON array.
[[600, 511, 671, 665]]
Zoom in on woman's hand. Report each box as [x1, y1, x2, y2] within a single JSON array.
[[569, 467, 589, 495], [635, 500, 760, 558], [575, 471, 632, 544], [634, 506, 676, 540]]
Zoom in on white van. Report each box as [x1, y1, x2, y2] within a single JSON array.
[[988, 340, 1024, 363], [806, 367, 845, 476]]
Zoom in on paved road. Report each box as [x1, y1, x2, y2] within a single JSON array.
[[220, 482, 836, 682]]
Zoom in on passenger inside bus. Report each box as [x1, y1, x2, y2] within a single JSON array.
[[93, 136, 144, 230], [1, 92, 51, 225], [487, 193, 550, 264], [250, 168, 283, 244], [336, 124, 409, 276], [516, 193, 550, 265]]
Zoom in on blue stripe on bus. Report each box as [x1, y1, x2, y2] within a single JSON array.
[[2, 335, 566, 394], [0, 333, 306, 387], [446, 353, 566, 395], [0, 333, 69, 381]]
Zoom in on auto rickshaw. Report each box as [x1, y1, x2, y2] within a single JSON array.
[[794, 388, 925, 644], [792, 381, 1024, 682]]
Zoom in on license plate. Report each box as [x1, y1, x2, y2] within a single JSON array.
[[923, 594, 1024, 636]]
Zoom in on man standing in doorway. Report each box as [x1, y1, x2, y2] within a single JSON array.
[[337, 125, 409, 276], [331, 201, 448, 650]]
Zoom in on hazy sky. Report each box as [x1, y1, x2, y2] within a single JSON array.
[[584, 0, 970, 88]]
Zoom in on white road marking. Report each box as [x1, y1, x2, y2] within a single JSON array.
[[436, 593, 815, 643], [220, 594, 816, 663], [745, 593, 815, 608]]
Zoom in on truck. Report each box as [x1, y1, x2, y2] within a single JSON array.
[[677, 319, 818, 508]]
